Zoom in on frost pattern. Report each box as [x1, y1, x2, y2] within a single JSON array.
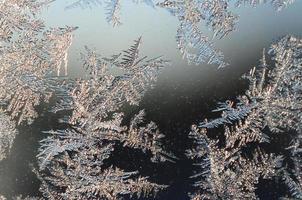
[[283, 134, 302, 199], [187, 126, 281, 199], [64, 0, 296, 67], [63, 37, 169, 124], [187, 36, 302, 199], [0, 110, 18, 161], [36, 37, 170, 199], [0, 0, 76, 125], [0, 195, 41, 200], [235, 0, 296, 11], [157, 0, 296, 66]]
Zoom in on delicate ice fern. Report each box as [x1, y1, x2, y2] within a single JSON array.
[[176, 22, 227, 68], [37, 131, 167, 199], [12, 195, 41, 200], [0, 0, 76, 125], [282, 130, 302, 198], [63, 37, 169, 126], [200, 99, 256, 129], [0, 26, 76, 125], [37, 37, 170, 199], [157, 0, 296, 66], [105, 0, 122, 26], [235, 0, 295, 11], [187, 126, 281, 200], [187, 36, 302, 199], [199, 36, 302, 150], [0, 110, 18, 161], [65, 0, 296, 67], [37, 164, 165, 200], [0, 0, 51, 41]]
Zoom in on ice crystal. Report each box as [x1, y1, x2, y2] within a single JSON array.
[[187, 126, 281, 200], [282, 134, 302, 199], [57, 36, 169, 125], [188, 35, 302, 199], [235, 0, 295, 11], [64, 0, 296, 67], [12, 196, 41, 200], [175, 21, 227, 68], [200, 36, 302, 149], [281, 114, 302, 198], [0, 109, 18, 161], [36, 37, 169, 199], [105, 0, 122, 27], [157, 0, 296, 66], [36, 163, 165, 200], [0, 0, 76, 125]]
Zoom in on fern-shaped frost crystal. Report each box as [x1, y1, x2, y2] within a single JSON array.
[[37, 37, 169, 199], [188, 35, 302, 199], [0, 1, 76, 125], [187, 126, 282, 199], [158, 0, 296, 66], [65, 0, 296, 67], [0, 110, 18, 161]]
